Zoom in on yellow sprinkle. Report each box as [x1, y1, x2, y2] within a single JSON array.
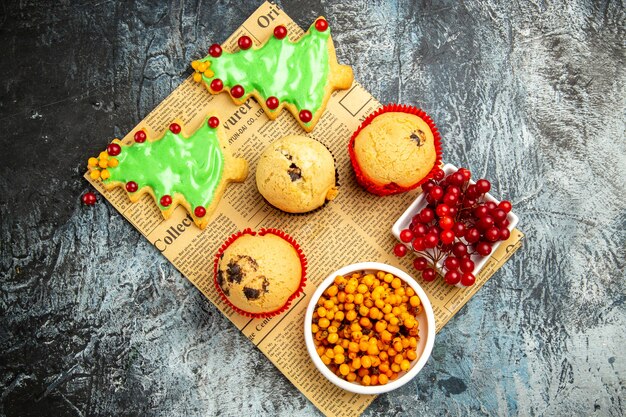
[[203, 69, 214, 78], [90, 170, 101, 180], [193, 72, 202, 83], [98, 159, 108, 168], [100, 169, 110, 180], [108, 158, 119, 167], [98, 151, 108, 159], [198, 62, 209, 73], [191, 60, 200, 70], [88, 157, 98, 167]]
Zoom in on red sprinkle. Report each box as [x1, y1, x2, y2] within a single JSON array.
[[107, 143, 121, 156], [126, 181, 138, 192], [274, 25, 287, 39], [82, 192, 97, 206], [266, 96, 279, 110], [238, 35, 252, 50], [299, 109, 312, 123], [160, 195, 172, 207], [315, 19, 328, 32], [208, 43, 222, 57], [194, 206, 207, 217], [169, 123, 181, 134], [134, 130, 147, 143], [210, 78, 223, 92], [208, 117, 219, 128], [231, 85, 245, 98]]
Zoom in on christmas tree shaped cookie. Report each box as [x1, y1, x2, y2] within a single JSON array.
[[190, 17, 353, 132], [87, 116, 248, 229]]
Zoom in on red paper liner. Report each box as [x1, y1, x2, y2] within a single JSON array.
[[348, 104, 443, 196], [213, 228, 307, 318]]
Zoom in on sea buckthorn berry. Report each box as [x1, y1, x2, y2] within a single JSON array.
[[98, 159, 108, 168], [89, 170, 100, 180], [88, 157, 98, 167], [100, 169, 110, 180], [193, 72, 202, 82], [108, 158, 119, 167], [274, 25, 288, 39]]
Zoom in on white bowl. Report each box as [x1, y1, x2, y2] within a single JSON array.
[[304, 262, 436, 394], [391, 163, 519, 285]]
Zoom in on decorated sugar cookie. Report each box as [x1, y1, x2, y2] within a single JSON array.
[[190, 17, 354, 133], [87, 116, 248, 229]]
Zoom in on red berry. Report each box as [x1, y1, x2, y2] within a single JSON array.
[[474, 205, 489, 218], [433, 169, 445, 181], [393, 243, 408, 257], [439, 216, 454, 230], [424, 233, 438, 248], [209, 43, 222, 57], [422, 268, 436, 282], [460, 258, 475, 273], [452, 242, 468, 258], [435, 204, 450, 217], [107, 143, 121, 156], [134, 130, 147, 143], [169, 123, 181, 134], [448, 207, 458, 217], [499, 200, 512, 213], [465, 228, 481, 243], [429, 185, 443, 201], [160, 195, 172, 207], [452, 222, 466, 237], [499, 218, 510, 228], [194, 206, 206, 217], [422, 180, 436, 192], [458, 168, 471, 182], [400, 229, 414, 243], [274, 25, 287, 39], [463, 198, 477, 208], [126, 181, 138, 192], [82, 192, 96, 206], [444, 256, 460, 271], [476, 179, 491, 194], [450, 172, 465, 185], [443, 193, 458, 206], [413, 257, 428, 271], [486, 201, 497, 211], [419, 208, 435, 223], [412, 237, 425, 251], [208, 116, 220, 128], [500, 228, 511, 241], [478, 215, 495, 231], [299, 109, 312, 123], [266, 96, 279, 109], [485, 226, 500, 242], [315, 18, 328, 31], [447, 185, 461, 196], [445, 270, 461, 285], [413, 223, 428, 237], [210, 78, 223, 91], [476, 241, 492, 256], [238, 35, 252, 50], [466, 184, 479, 199], [230, 85, 245, 98], [461, 272, 476, 286], [440, 230, 455, 244], [492, 208, 507, 223]]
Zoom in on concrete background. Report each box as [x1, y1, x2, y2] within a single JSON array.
[[1, 0, 624, 416]]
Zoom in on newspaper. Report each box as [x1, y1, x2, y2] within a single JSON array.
[[85, 3, 524, 416]]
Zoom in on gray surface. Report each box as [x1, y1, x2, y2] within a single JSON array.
[[1, 0, 625, 416]]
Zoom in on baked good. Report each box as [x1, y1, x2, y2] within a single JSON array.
[[349, 105, 442, 195], [256, 135, 338, 213], [190, 17, 353, 133], [214, 229, 306, 317], [86, 115, 248, 229]]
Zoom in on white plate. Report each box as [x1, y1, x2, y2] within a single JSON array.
[[391, 163, 519, 286]]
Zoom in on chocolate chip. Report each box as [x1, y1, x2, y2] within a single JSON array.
[[226, 261, 243, 284], [280, 150, 293, 161], [217, 270, 229, 295], [243, 287, 261, 300], [410, 130, 425, 146], [288, 163, 302, 181]]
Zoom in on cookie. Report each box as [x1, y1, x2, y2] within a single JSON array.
[[214, 229, 307, 317], [349, 105, 442, 196], [190, 17, 353, 133], [86, 115, 248, 229], [256, 135, 338, 213]]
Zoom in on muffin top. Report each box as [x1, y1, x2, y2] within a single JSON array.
[[353, 112, 436, 188], [256, 135, 338, 213], [216, 233, 302, 314]]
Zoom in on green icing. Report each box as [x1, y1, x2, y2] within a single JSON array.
[[105, 119, 224, 210], [201, 26, 331, 124]]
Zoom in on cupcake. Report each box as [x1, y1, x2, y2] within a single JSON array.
[[349, 105, 442, 195], [256, 135, 338, 213], [214, 229, 306, 317]]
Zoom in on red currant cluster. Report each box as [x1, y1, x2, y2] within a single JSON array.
[[393, 167, 513, 286]]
